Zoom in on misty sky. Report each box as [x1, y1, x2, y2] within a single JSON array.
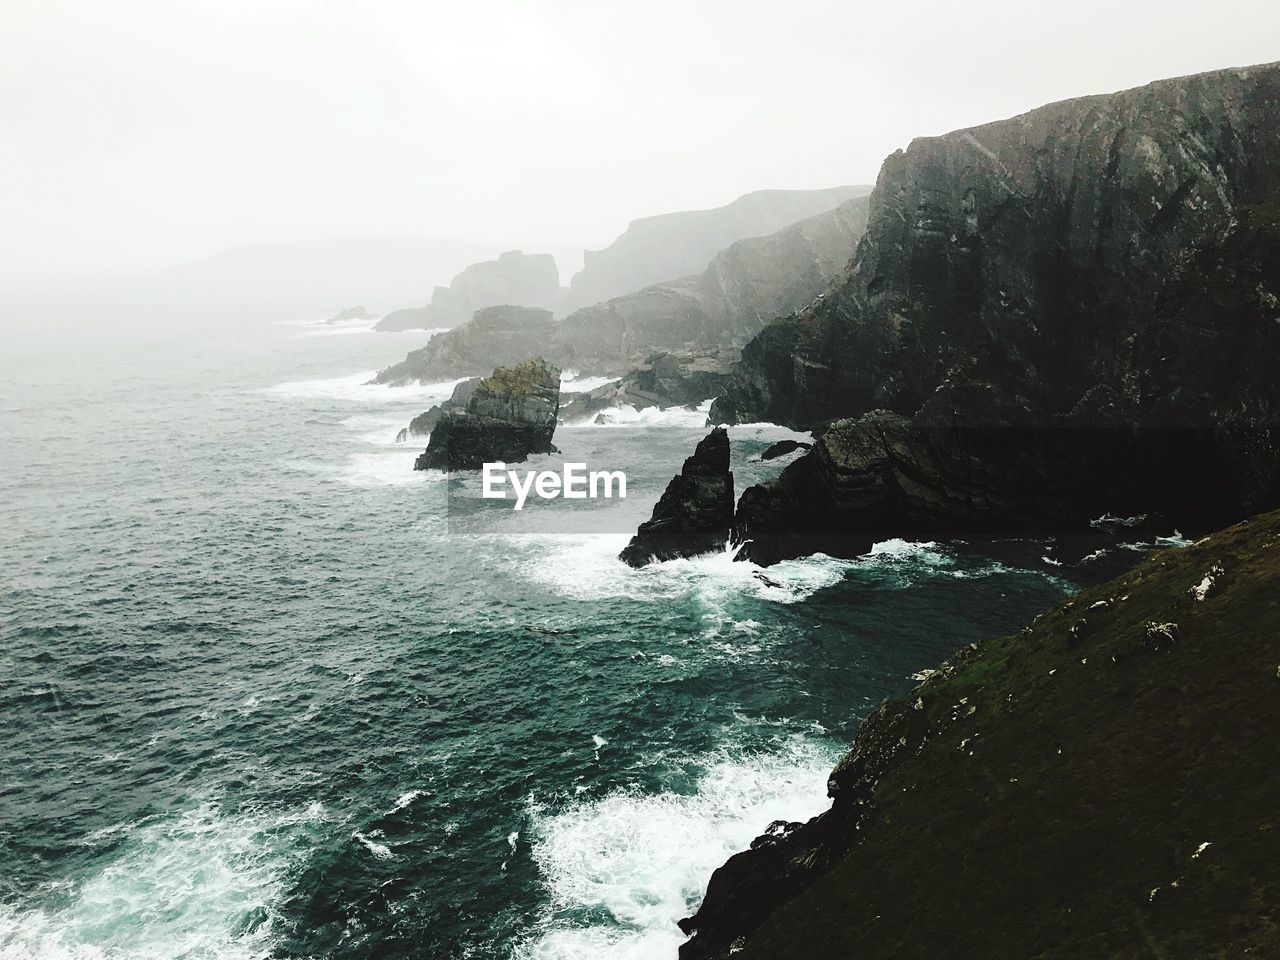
[[3, 0, 1278, 285]]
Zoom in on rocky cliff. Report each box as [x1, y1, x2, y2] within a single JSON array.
[[565, 186, 869, 311], [374, 196, 872, 385], [716, 62, 1280, 563], [375, 250, 560, 331], [619, 428, 735, 567], [679, 506, 1280, 959], [414, 359, 560, 471], [559, 352, 734, 423]]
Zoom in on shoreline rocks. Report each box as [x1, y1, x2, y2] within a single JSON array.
[[619, 428, 735, 567], [414, 359, 561, 471]]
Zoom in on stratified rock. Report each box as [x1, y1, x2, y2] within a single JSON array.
[[374, 250, 560, 332], [372, 196, 872, 384], [323, 305, 370, 323], [719, 62, 1280, 562], [414, 359, 560, 471], [619, 428, 734, 567], [565, 186, 868, 310], [559, 352, 734, 422], [759, 439, 810, 461], [394, 377, 482, 442]]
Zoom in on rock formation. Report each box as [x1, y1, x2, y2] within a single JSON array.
[[323, 305, 370, 323], [619, 428, 735, 567], [559, 352, 734, 422], [394, 377, 482, 442], [679, 506, 1280, 959], [715, 62, 1280, 564], [758, 439, 809, 461], [565, 186, 868, 311], [414, 359, 560, 471], [374, 196, 872, 385], [375, 250, 560, 331]]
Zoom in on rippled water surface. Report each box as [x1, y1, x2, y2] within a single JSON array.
[[0, 316, 1079, 958]]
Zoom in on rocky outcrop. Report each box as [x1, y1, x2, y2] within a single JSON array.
[[375, 250, 560, 331], [619, 428, 735, 567], [718, 62, 1280, 563], [375, 306, 558, 384], [759, 440, 809, 461], [559, 352, 734, 422], [414, 359, 560, 471], [566, 186, 868, 311], [394, 377, 482, 442], [680, 506, 1280, 959], [374, 196, 872, 384], [323, 305, 370, 323]]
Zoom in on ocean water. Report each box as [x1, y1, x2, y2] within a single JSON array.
[[1, 316, 1079, 959]]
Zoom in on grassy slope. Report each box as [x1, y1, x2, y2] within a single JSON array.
[[737, 511, 1280, 959]]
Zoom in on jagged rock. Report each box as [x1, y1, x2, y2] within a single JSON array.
[[759, 439, 810, 461], [414, 359, 560, 471], [394, 378, 482, 442], [372, 197, 872, 384], [323, 305, 370, 323], [565, 186, 868, 311], [1188, 563, 1226, 601], [721, 63, 1280, 564], [374, 250, 560, 331], [1144, 621, 1181, 652], [619, 428, 735, 567], [559, 352, 734, 422]]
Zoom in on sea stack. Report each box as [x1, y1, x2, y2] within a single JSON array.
[[414, 358, 560, 471], [619, 427, 735, 567]]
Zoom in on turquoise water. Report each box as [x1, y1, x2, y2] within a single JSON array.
[[0, 316, 1077, 959]]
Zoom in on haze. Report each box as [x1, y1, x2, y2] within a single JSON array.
[[3, 0, 1278, 292]]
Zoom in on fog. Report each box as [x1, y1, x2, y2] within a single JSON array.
[[2, 0, 1278, 318]]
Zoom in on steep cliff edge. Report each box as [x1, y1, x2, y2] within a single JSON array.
[[565, 186, 869, 311], [372, 196, 871, 384], [375, 250, 560, 331], [680, 507, 1280, 959], [718, 62, 1280, 563]]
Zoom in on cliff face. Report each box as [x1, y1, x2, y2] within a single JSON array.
[[718, 62, 1280, 562], [414, 358, 560, 471], [681, 507, 1280, 959], [565, 186, 869, 310], [375, 250, 560, 331], [374, 196, 871, 384]]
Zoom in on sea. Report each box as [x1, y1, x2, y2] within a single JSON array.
[[1, 312, 1086, 959]]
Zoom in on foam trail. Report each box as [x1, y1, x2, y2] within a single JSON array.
[[265, 371, 463, 405], [0, 801, 326, 960], [515, 737, 837, 959]]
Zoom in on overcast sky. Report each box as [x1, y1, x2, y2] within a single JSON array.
[[2, 0, 1278, 285]]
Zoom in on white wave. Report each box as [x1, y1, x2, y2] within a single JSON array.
[[264, 370, 463, 405], [391, 789, 425, 813], [333, 450, 444, 488], [352, 831, 397, 861], [290, 319, 380, 338], [559, 373, 616, 394], [0, 801, 326, 960], [515, 536, 854, 606], [563, 401, 713, 430], [515, 737, 836, 960]]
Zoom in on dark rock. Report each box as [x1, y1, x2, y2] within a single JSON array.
[[374, 250, 560, 331], [720, 62, 1280, 563], [559, 352, 734, 422], [414, 359, 560, 471], [759, 439, 810, 461], [619, 428, 735, 567], [394, 378, 482, 442], [323, 304, 370, 323]]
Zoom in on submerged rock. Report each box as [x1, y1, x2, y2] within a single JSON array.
[[758, 439, 810, 461], [559, 352, 734, 422], [414, 359, 560, 471], [323, 304, 370, 324], [619, 428, 735, 567]]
